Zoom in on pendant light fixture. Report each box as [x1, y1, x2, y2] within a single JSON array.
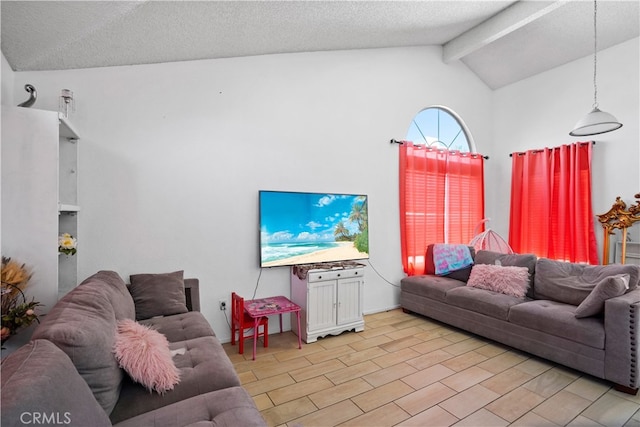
[[569, 0, 622, 137]]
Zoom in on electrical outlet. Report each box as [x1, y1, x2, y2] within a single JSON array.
[[219, 300, 227, 311]]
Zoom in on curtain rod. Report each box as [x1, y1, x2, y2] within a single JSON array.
[[509, 141, 596, 157], [389, 139, 489, 160]]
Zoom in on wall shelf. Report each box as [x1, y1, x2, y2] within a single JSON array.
[[58, 204, 80, 213], [58, 115, 79, 140]]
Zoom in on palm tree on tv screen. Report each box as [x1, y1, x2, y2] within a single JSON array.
[[331, 196, 368, 253], [349, 196, 368, 232], [334, 221, 351, 241]]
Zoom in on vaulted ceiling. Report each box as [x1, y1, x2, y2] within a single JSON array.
[[2, 1, 638, 89]]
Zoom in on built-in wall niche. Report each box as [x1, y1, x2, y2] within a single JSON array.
[[58, 212, 78, 298], [57, 116, 80, 299], [58, 118, 79, 209]]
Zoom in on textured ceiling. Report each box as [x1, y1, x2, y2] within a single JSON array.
[[2, 0, 638, 89], [460, 0, 640, 88]]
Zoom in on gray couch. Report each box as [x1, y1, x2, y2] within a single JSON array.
[[1, 270, 266, 426], [401, 249, 640, 394]]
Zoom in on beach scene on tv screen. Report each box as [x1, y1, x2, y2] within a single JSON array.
[[260, 191, 369, 267]]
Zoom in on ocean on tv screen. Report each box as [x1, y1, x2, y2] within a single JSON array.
[[261, 242, 339, 263]]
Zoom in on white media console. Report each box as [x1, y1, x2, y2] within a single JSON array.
[[290, 262, 365, 344]]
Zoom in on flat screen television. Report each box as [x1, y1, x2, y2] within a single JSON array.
[[259, 190, 369, 267]]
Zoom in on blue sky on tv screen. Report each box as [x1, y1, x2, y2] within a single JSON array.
[[260, 192, 365, 244]]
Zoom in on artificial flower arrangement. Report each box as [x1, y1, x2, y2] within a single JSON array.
[[1, 257, 42, 343], [58, 233, 77, 255]]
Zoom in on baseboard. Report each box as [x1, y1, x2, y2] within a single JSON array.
[[363, 304, 401, 316]]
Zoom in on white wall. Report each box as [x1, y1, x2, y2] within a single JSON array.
[[491, 37, 640, 260], [1, 53, 15, 258], [4, 38, 638, 341], [0, 52, 14, 255], [4, 37, 638, 341], [9, 46, 493, 341], [2, 52, 15, 106]]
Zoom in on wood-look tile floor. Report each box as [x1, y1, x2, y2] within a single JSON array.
[[223, 309, 640, 427]]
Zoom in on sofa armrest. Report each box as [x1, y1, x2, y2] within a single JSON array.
[[184, 278, 200, 312], [604, 288, 640, 390]]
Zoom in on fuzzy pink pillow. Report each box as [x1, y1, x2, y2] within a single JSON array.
[[113, 319, 180, 394], [467, 264, 530, 298]]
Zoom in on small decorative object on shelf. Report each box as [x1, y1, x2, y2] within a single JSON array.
[[59, 88, 75, 119], [17, 84, 37, 108], [58, 233, 78, 256], [1, 257, 42, 344]]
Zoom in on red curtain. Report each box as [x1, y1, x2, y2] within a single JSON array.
[[400, 143, 485, 275], [509, 142, 598, 264]]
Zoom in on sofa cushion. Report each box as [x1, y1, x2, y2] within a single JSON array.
[[534, 258, 640, 305], [467, 264, 530, 297], [110, 335, 241, 424], [32, 277, 123, 414], [575, 274, 630, 318], [446, 286, 528, 320], [112, 387, 266, 427], [508, 300, 605, 348], [1, 340, 111, 427], [141, 311, 215, 342], [400, 275, 465, 303], [114, 319, 181, 394], [475, 250, 537, 297], [129, 270, 189, 320], [82, 270, 135, 321], [426, 244, 476, 282]]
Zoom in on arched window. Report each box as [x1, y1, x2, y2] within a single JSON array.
[[405, 106, 476, 153], [399, 106, 485, 275]]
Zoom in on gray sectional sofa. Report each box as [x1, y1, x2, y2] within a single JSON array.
[[1, 270, 266, 427], [401, 249, 640, 394]]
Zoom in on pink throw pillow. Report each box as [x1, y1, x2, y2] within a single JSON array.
[[113, 319, 180, 394], [467, 264, 530, 298]]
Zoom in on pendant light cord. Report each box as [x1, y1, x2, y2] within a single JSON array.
[[592, 0, 598, 109], [569, 0, 622, 136]]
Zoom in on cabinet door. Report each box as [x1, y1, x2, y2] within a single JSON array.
[[337, 277, 363, 326], [307, 280, 337, 332]]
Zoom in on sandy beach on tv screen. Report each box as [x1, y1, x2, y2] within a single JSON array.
[[262, 242, 367, 267]]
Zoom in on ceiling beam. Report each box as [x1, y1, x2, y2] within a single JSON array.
[[443, 0, 569, 63]]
